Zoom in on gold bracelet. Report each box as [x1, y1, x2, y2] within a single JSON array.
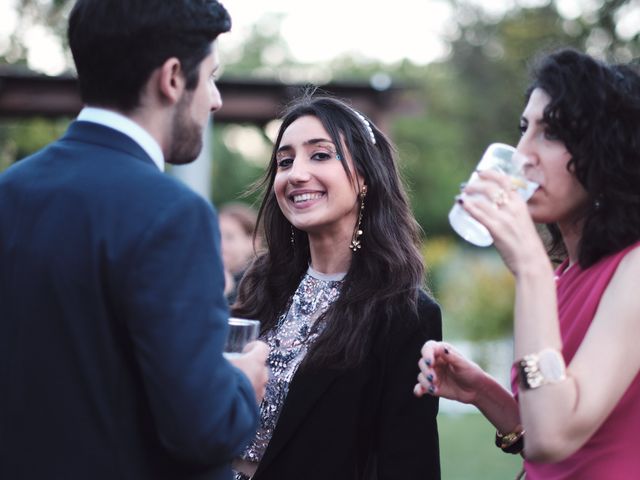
[[495, 425, 525, 454], [515, 348, 567, 390]]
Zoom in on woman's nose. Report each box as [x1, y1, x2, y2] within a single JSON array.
[[288, 158, 311, 183], [516, 138, 537, 168]]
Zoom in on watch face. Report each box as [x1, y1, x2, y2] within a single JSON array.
[[537, 349, 567, 383]]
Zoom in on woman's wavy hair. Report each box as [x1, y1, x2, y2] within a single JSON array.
[[232, 92, 425, 370], [526, 48, 640, 267]]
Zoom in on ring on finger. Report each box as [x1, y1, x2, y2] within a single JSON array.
[[490, 189, 508, 208]]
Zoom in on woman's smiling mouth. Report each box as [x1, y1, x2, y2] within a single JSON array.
[[291, 192, 325, 204]]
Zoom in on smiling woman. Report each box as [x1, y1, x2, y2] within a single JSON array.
[[273, 116, 365, 239], [230, 92, 443, 480]]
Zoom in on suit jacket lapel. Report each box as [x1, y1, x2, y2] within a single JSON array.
[[63, 121, 157, 168], [254, 366, 341, 476]]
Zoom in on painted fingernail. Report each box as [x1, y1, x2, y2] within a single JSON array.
[[456, 197, 464, 205], [424, 358, 432, 367], [428, 385, 436, 394], [459, 182, 467, 190], [427, 374, 434, 382], [444, 348, 450, 354]]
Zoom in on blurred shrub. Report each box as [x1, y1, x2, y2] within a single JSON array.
[[423, 235, 515, 341], [0, 117, 70, 172]]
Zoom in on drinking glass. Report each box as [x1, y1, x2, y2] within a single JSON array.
[[223, 318, 260, 359], [448, 143, 539, 247]]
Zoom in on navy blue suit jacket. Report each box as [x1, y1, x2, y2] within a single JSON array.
[[0, 121, 258, 479]]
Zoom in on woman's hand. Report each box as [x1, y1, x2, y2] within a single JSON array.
[[415, 340, 522, 436], [227, 341, 270, 403], [414, 340, 488, 405], [460, 170, 546, 275]]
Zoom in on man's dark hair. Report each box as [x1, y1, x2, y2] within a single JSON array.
[[68, 0, 231, 111], [526, 48, 640, 267]]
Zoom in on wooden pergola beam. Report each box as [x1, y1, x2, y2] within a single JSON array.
[[0, 66, 424, 200], [0, 66, 418, 132]]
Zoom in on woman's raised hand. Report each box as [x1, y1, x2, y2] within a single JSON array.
[[460, 170, 546, 275], [414, 340, 488, 405]]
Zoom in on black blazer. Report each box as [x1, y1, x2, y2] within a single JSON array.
[[0, 121, 258, 480], [253, 290, 442, 480]]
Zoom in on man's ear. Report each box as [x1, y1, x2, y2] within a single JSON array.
[[157, 57, 185, 105]]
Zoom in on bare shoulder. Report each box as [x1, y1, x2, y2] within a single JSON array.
[[618, 242, 640, 272], [598, 242, 640, 322], [605, 243, 640, 297]]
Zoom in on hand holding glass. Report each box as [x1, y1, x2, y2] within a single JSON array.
[[448, 143, 539, 247], [223, 318, 260, 359]]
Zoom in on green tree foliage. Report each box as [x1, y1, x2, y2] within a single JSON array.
[[209, 127, 266, 207], [423, 236, 516, 340], [0, 117, 69, 170]]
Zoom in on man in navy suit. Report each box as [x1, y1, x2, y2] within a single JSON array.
[[0, 1, 269, 478]]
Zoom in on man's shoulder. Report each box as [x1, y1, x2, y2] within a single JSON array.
[[1, 129, 208, 216]]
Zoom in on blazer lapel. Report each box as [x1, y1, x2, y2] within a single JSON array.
[[63, 121, 157, 168], [254, 366, 341, 476]]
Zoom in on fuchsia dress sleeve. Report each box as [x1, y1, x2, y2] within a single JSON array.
[[516, 241, 640, 480]]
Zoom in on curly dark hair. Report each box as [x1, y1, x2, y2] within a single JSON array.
[[526, 48, 640, 267], [233, 92, 426, 370]]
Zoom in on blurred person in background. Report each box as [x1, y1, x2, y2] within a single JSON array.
[[219, 202, 262, 304]]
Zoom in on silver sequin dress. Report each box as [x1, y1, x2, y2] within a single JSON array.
[[234, 266, 345, 480]]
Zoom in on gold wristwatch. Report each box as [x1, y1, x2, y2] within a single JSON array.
[[516, 348, 567, 390]]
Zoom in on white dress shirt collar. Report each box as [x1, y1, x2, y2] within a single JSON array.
[[77, 107, 165, 171]]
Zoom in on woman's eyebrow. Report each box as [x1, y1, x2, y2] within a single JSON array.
[[303, 138, 334, 146], [277, 138, 336, 155], [276, 144, 293, 155]]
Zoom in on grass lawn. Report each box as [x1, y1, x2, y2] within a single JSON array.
[[438, 412, 523, 480]]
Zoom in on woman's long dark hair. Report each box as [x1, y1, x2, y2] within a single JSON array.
[[233, 93, 426, 370], [526, 48, 640, 267]]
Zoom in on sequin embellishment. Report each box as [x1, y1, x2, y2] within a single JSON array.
[[236, 268, 343, 473]]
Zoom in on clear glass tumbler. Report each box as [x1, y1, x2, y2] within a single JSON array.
[[448, 143, 539, 247], [223, 318, 260, 359]]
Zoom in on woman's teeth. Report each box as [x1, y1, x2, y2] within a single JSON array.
[[293, 193, 323, 203]]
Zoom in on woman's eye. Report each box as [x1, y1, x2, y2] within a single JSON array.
[[311, 152, 332, 161], [277, 158, 293, 168], [518, 122, 527, 136]]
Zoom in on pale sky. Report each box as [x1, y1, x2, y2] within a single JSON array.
[[220, 0, 455, 65], [0, 0, 491, 74], [0, 0, 634, 75]]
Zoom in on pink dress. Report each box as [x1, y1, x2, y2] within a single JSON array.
[[518, 241, 640, 479]]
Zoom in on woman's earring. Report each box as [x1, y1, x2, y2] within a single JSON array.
[[350, 186, 367, 253], [290, 225, 295, 246], [594, 195, 603, 211]]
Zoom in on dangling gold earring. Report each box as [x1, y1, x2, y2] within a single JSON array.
[[350, 186, 367, 253]]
